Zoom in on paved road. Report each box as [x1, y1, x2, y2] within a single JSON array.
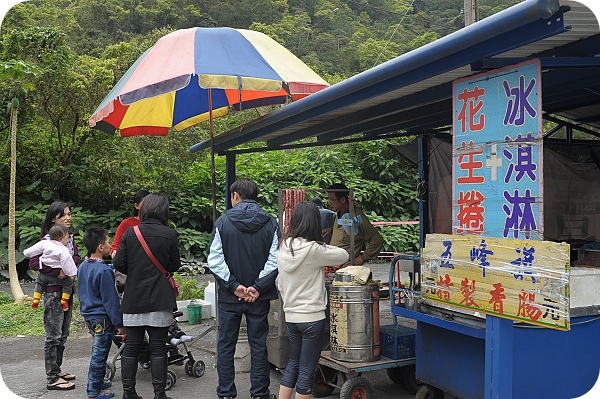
[[0, 263, 433, 399], [0, 321, 420, 399]]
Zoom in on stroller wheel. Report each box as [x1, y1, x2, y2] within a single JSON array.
[[140, 361, 151, 370], [105, 362, 116, 381], [165, 369, 177, 390], [193, 360, 205, 378], [185, 360, 194, 377]]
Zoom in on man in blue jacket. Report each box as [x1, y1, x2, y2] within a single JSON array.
[[208, 178, 279, 399]]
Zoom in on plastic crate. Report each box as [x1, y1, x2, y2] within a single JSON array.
[[380, 324, 416, 360]]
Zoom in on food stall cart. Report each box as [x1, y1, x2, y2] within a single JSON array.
[[312, 269, 418, 399], [391, 58, 600, 399]]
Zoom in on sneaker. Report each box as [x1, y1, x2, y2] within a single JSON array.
[[251, 395, 276, 399], [90, 390, 115, 399], [179, 335, 193, 343], [101, 381, 112, 389]]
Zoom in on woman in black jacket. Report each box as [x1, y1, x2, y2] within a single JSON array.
[[113, 193, 181, 399]]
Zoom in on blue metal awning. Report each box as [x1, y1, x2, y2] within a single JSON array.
[[190, 0, 600, 155]]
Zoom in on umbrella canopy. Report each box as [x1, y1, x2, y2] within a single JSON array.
[[89, 27, 329, 136]]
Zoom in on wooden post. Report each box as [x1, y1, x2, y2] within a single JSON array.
[[464, 0, 478, 26]]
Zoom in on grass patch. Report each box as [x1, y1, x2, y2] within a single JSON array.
[[0, 298, 84, 337], [0, 292, 12, 305], [0, 302, 46, 336]]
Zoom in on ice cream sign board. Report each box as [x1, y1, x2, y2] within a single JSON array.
[[452, 59, 543, 240]]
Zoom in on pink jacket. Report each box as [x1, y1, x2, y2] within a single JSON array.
[[24, 240, 78, 277]]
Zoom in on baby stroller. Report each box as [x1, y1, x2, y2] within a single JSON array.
[[105, 310, 205, 390]]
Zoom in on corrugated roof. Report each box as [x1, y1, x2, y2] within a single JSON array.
[[190, 0, 600, 155]]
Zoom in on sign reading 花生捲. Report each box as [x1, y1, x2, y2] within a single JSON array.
[[452, 59, 542, 240], [421, 234, 570, 330]]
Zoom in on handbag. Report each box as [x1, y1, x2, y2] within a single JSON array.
[[133, 225, 180, 298]]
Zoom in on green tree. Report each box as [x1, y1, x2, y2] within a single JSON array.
[[0, 60, 39, 303]]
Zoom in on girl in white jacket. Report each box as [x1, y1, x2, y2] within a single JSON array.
[[276, 202, 349, 399]]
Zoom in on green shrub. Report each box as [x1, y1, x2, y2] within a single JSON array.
[[173, 273, 206, 301]]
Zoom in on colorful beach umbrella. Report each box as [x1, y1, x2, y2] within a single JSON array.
[[89, 27, 329, 224], [88, 27, 329, 137]]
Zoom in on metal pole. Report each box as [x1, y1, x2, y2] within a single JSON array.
[[348, 189, 356, 265], [209, 88, 217, 227]]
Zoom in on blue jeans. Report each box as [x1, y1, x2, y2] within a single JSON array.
[[43, 292, 72, 384], [85, 319, 114, 397], [280, 319, 326, 395], [217, 300, 271, 398]]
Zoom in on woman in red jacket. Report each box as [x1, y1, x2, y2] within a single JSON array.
[[110, 189, 149, 258]]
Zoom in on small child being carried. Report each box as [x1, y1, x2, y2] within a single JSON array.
[[23, 224, 77, 311]]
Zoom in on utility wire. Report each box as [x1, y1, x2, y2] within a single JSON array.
[[372, 0, 416, 68]]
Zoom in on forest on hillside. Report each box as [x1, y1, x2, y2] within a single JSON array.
[[0, 0, 518, 266], [1, 0, 519, 76]]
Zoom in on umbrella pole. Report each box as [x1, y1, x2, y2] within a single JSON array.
[[209, 88, 217, 227]]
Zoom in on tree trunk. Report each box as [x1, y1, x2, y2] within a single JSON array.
[[8, 106, 26, 304]]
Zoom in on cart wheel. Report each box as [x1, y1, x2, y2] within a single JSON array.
[[339, 376, 372, 399], [140, 361, 151, 369], [165, 369, 176, 390], [402, 364, 422, 394], [386, 367, 404, 385], [193, 360, 205, 377], [415, 384, 444, 399], [105, 362, 116, 381], [312, 365, 337, 398]]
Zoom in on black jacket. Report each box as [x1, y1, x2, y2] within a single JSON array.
[[113, 218, 181, 314], [208, 200, 279, 303]]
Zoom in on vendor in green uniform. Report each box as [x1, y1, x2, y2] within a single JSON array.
[[325, 183, 384, 266]]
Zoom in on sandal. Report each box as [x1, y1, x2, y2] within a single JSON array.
[[57, 371, 76, 380], [47, 378, 75, 390]]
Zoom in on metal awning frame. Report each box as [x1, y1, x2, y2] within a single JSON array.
[[189, 0, 600, 157]]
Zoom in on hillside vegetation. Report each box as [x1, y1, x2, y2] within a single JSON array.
[[0, 0, 517, 267]]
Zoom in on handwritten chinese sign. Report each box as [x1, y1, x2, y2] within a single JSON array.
[[452, 60, 543, 240], [329, 293, 349, 353], [421, 234, 570, 330]]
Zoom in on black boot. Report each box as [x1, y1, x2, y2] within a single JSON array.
[[150, 356, 171, 399], [121, 356, 143, 399]]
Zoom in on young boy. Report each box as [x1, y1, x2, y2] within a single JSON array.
[[23, 224, 77, 310], [77, 227, 125, 399]]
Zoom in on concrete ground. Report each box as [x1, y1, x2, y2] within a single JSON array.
[[0, 263, 452, 399]]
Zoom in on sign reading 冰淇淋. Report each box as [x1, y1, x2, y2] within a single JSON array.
[[421, 234, 570, 330], [452, 59, 543, 240]]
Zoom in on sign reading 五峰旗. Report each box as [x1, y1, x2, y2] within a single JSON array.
[[452, 59, 543, 240], [421, 234, 570, 330]]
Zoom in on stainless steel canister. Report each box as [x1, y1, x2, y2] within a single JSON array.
[[329, 281, 380, 362]]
